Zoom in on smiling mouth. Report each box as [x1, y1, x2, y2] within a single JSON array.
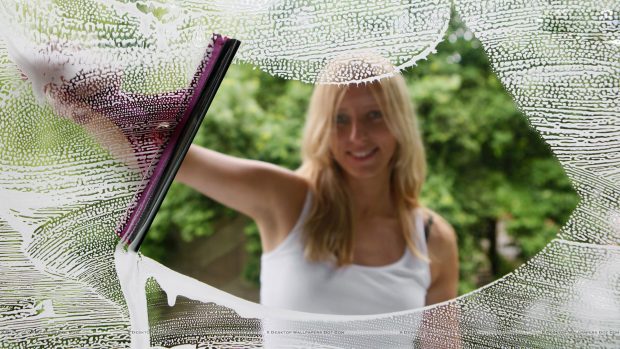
[[347, 147, 378, 160]]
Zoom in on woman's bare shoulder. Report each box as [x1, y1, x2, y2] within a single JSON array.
[[420, 206, 459, 304], [420, 207, 457, 246]]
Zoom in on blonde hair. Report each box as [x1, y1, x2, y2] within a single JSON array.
[[296, 54, 427, 266]]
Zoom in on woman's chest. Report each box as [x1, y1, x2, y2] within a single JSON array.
[[352, 218, 406, 267]]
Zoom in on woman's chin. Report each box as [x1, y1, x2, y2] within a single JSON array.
[[341, 167, 390, 182]]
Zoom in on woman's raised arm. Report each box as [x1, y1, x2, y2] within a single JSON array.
[[175, 144, 309, 252]]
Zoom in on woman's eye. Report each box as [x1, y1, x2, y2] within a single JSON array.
[[335, 113, 349, 124], [368, 111, 383, 120]]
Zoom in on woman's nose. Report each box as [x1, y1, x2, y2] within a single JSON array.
[[348, 119, 368, 141]]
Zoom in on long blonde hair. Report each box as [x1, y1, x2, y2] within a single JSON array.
[[296, 54, 427, 266]]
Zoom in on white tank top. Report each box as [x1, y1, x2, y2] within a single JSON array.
[[260, 190, 431, 315]]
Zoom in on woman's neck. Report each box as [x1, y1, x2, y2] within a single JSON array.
[[345, 172, 395, 218]]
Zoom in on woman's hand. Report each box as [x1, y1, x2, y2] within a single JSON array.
[[13, 39, 141, 171], [45, 77, 141, 172]]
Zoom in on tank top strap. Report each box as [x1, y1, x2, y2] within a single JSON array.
[[411, 208, 429, 256], [290, 188, 313, 237]]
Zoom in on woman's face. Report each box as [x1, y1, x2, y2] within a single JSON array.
[[330, 85, 397, 182]]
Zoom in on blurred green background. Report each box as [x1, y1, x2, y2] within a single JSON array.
[[141, 14, 579, 301]]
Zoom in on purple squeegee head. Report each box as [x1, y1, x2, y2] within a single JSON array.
[[108, 35, 241, 251]]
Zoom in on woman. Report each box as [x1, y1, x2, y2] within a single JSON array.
[[176, 56, 459, 315]]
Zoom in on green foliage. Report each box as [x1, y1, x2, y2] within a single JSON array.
[[143, 15, 578, 296], [409, 14, 578, 293], [242, 223, 262, 284]]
